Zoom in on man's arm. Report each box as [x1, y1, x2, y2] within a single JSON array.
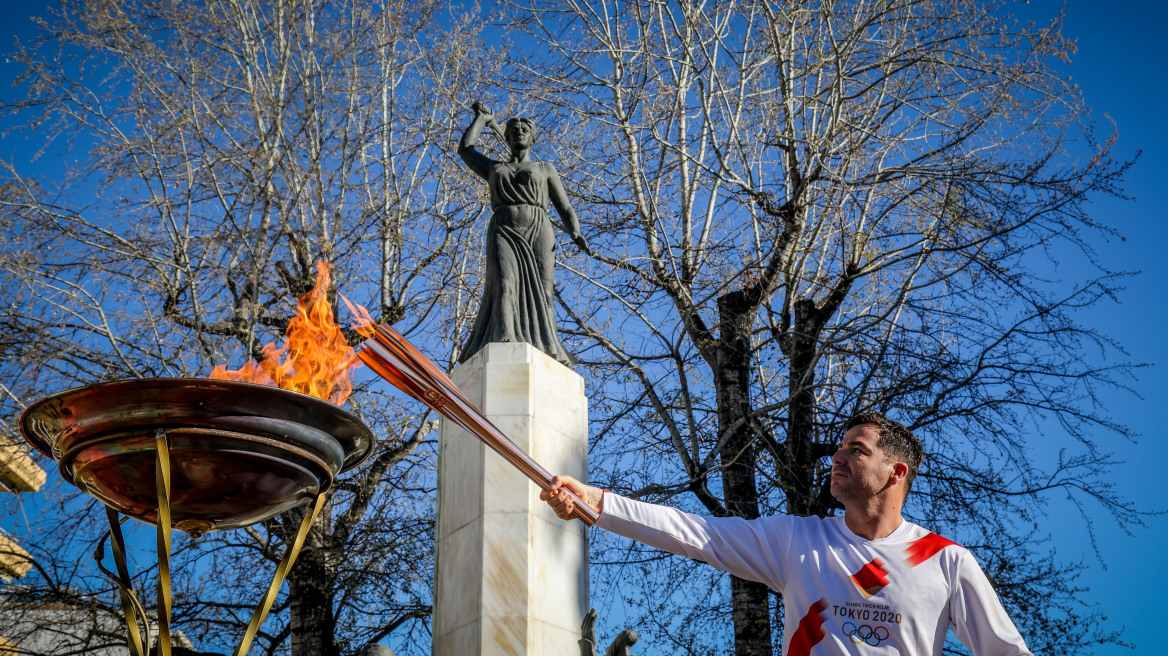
[[543, 476, 790, 590], [948, 551, 1033, 656]]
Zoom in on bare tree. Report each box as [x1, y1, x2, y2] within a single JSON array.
[[2, 1, 1143, 655], [504, 1, 1138, 654], [0, 1, 505, 654]]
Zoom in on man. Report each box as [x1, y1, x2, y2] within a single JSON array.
[[542, 413, 1032, 656]]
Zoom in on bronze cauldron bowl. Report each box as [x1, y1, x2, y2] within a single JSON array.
[[20, 378, 373, 536]]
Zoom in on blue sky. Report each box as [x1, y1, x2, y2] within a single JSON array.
[[1009, 2, 1168, 655], [1, 1, 1165, 654]]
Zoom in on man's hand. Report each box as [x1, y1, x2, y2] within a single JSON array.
[[541, 475, 603, 520]]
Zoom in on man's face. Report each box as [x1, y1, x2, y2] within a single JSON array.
[[830, 424, 896, 504]]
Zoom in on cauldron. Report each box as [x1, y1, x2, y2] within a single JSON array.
[[20, 378, 373, 536]]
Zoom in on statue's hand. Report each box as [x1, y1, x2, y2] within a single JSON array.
[[471, 101, 494, 120], [581, 609, 598, 640], [572, 233, 592, 256], [579, 609, 599, 656]]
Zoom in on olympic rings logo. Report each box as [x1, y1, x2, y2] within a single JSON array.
[[843, 622, 889, 646]]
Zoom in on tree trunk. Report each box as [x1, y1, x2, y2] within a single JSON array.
[[784, 299, 826, 517], [288, 543, 340, 656], [716, 292, 771, 656]]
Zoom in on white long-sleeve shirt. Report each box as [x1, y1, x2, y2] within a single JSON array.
[[596, 493, 1032, 656]]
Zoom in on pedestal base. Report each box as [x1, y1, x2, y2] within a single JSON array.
[[433, 343, 589, 656]]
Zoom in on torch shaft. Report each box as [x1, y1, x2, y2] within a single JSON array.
[[357, 334, 599, 525]]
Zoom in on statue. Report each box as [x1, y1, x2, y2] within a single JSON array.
[[579, 608, 639, 656], [456, 101, 590, 366]]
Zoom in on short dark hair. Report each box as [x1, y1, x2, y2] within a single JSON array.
[[844, 413, 924, 496]]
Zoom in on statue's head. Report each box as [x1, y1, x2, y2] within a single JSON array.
[[505, 117, 537, 151]]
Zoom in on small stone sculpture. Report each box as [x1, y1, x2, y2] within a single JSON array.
[[579, 608, 639, 656], [456, 101, 590, 366]]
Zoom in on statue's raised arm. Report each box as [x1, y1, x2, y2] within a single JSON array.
[[455, 102, 590, 366], [458, 101, 500, 180]]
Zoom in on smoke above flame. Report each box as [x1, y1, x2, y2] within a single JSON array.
[[210, 261, 360, 405]]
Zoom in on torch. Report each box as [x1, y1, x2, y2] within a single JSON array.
[[351, 320, 599, 526]]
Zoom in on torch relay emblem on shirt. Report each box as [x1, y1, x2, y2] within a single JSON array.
[[850, 558, 890, 597]]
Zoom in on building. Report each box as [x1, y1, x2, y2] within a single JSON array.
[[0, 435, 44, 581]]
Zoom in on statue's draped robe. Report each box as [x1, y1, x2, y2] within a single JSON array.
[[458, 157, 575, 365]]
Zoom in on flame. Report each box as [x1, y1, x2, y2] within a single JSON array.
[[210, 261, 360, 405], [342, 295, 377, 339]]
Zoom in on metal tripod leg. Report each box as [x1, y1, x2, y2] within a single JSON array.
[[155, 429, 173, 656], [97, 429, 328, 656], [231, 492, 328, 656], [103, 507, 148, 656]]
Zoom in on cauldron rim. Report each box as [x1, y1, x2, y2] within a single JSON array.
[[19, 377, 374, 473]]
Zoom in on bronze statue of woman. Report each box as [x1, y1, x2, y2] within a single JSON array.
[[456, 101, 590, 365]]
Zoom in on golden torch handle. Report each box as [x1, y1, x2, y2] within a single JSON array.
[[356, 333, 599, 526]]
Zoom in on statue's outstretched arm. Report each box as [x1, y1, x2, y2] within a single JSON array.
[[547, 164, 592, 255], [459, 102, 496, 180]]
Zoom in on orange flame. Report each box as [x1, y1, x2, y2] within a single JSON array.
[[342, 295, 378, 339], [210, 261, 360, 405]]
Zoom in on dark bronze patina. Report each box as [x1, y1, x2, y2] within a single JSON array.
[[456, 101, 591, 365], [19, 378, 373, 536]]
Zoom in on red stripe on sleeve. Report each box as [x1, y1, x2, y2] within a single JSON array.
[[904, 532, 959, 567], [786, 599, 829, 656]]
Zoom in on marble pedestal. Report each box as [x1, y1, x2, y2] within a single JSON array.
[[433, 343, 589, 656]]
